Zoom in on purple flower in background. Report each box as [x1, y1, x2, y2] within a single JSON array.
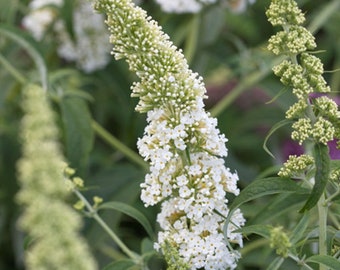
[[329, 139, 340, 160], [282, 139, 304, 162]]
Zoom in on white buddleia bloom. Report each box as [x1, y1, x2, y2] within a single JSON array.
[[22, 0, 62, 40], [22, 0, 111, 72], [55, 0, 111, 72], [154, 0, 218, 13], [154, 0, 256, 14], [94, 0, 245, 269]]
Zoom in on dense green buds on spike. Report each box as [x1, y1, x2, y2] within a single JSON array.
[[17, 84, 97, 270], [278, 154, 315, 178], [269, 227, 292, 258]]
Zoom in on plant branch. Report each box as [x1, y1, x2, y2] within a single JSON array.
[[317, 193, 328, 270], [0, 52, 26, 84], [73, 189, 141, 263], [91, 120, 148, 170]]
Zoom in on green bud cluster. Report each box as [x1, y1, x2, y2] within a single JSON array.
[[162, 241, 190, 270], [278, 154, 314, 178], [94, 0, 206, 114], [267, 0, 339, 148], [269, 226, 292, 258], [17, 84, 97, 270], [330, 168, 340, 183]]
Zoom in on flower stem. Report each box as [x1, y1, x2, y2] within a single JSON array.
[[317, 193, 328, 270], [91, 120, 148, 170], [210, 55, 285, 117], [73, 189, 141, 263], [0, 52, 26, 84]]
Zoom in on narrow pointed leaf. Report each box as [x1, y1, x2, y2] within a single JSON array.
[[102, 259, 135, 270], [235, 224, 271, 239], [0, 24, 47, 90], [289, 213, 309, 245], [300, 143, 330, 212], [250, 193, 308, 225], [267, 257, 284, 270], [306, 255, 340, 269], [60, 95, 94, 173], [98, 201, 155, 240], [230, 177, 309, 212], [263, 119, 293, 158]]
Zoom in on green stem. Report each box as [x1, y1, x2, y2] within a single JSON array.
[[91, 120, 148, 170], [73, 189, 141, 263], [210, 55, 285, 117], [317, 193, 328, 270], [184, 14, 200, 65], [288, 254, 314, 270], [0, 52, 26, 84], [307, 0, 340, 35]]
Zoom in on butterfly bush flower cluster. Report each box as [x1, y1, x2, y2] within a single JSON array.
[[22, 0, 111, 72], [266, 0, 340, 178], [17, 84, 97, 270], [94, 0, 245, 269], [154, 0, 256, 14]]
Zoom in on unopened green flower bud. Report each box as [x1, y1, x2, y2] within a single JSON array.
[[162, 241, 190, 270], [93, 196, 103, 208], [17, 84, 97, 270], [330, 168, 340, 183], [64, 166, 76, 177], [313, 96, 338, 121], [291, 118, 312, 145], [266, 0, 305, 26], [73, 177, 84, 188], [286, 100, 307, 119], [300, 53, 324, 75], [312, 117, 335, 145], [74, 200, 85, 210], [268, 26, 315, 56], [278, 154, 314, 178], [270, 226, 292, 258]]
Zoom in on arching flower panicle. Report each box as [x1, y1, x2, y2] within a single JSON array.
[[94, 0, 244, 269]]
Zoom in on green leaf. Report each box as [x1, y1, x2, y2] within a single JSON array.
[[306, 255, 340, 270], [300, 143, 330, 212], [266, 257, 284, 270], [140, 237, 157, 263], [229, 177, 309, 212], [60, 95, 94, 173], [0, 24, 48, 90], [235, 224, 272, 239], [98, 201, 155, 240], [289, 213, 309, 245], [141, 238, 154, 254], [60, 0, 75, 41], [102, 259, 135, 270], [250, 193, 308, 225], [263, 119, 293, 158]]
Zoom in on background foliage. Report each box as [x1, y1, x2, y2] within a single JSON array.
[[0, 0, 339, 269]]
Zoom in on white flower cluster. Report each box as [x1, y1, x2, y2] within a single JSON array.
[[154, 0, 215, 14], [94, 0, 245, 268], [22, 0, 62, 40], [22, 0, 111, 72], [154, 0, 256, 14]]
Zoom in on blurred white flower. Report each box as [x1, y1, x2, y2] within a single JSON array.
[[22, 0, 111, 72], [154, 0, 206, 13], [55, 0, 111, 72], [22, 0, 62, 40], [154, 0, 255, 13]]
